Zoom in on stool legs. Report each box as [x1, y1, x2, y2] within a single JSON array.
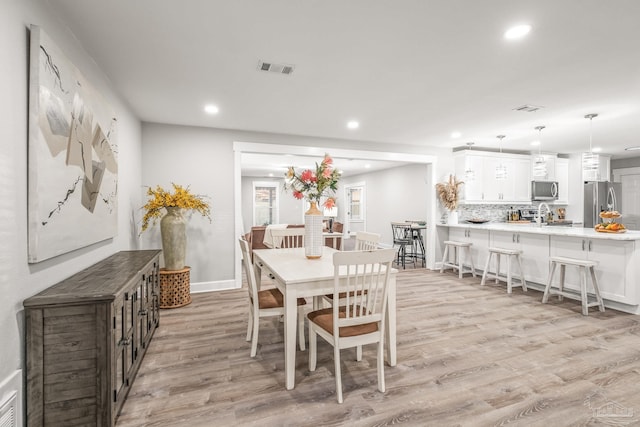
[[589, 266, 605, 312], [542, 260, 605, 315], [481, 251, 525, 293], [440, 244, 450, 274], [542, 261, 558, 303]]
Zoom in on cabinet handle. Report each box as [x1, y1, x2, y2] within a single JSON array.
[[588, 240, 592, 251], [517, 234, 520, 243], [512, 234, 516, 242], [119, 338, 131, 346], [582, 240, 586, 251], [138, 309, 148, 316]]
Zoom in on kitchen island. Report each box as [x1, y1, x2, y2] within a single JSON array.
[[437, 222, 640, 314]]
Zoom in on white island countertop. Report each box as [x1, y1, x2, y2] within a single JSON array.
[[437, 222, 640, 241]]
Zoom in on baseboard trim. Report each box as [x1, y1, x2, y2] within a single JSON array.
[[190, 279, 238, 293]]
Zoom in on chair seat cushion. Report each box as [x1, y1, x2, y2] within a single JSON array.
[[324, 290, 367, 300], [307, 307, 378, 337], [257, 288, 306, 309]]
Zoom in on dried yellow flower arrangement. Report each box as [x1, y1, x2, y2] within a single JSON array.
[[141, 183, 211, 232]]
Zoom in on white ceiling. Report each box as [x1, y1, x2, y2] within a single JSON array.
[[44, 0, 640, 166]]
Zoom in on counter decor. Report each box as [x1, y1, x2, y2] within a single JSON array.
[[436, 174, 463, 224]]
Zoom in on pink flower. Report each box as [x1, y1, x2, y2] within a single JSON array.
[[323, 197, 336, 209], [322, 167, 332, 178], [300, 169, 316, 183], [322, 154, 333, 166], [293, 190, 304, 200]]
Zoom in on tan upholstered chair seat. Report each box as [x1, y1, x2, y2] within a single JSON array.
[[308, 307, 378, 337], [324, 290, 367, 300], [256, 288, 306, 309]]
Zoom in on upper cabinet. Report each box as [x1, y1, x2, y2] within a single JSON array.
[[454, 151, 532, 204], [531, 154, 557, 181], [582, 154, 611, 182], [555, 157, 569, 204]]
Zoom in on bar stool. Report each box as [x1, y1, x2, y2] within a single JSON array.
[[480, 247, 527, 293], [440, 241, 475, 278], [542, 256, 605, 316]]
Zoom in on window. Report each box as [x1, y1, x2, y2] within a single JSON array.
[[344, 183, 366, 233], [253, 182, 279, 226]]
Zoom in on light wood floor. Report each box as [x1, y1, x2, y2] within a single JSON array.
[[116, 268, 640, 426]]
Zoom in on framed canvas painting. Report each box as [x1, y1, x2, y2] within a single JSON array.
[[28, 25, 118, 263]]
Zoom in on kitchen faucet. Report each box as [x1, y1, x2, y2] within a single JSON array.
[[537, 202, 551, 226]]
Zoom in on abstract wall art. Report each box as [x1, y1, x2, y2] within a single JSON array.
[[28, 25, 118, 263]]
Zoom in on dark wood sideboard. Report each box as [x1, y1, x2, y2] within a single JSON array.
[[24, 250, 162, 426]]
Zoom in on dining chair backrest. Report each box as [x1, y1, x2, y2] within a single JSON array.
[[391, 222, 412, 244], [271, 227, 305, 248], [355, 231, 381, 251], [331, 249, 395, 332], [238, 238, 259, 304]]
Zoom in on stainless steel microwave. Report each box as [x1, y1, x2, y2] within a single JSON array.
[[531, 181, 559, 201]]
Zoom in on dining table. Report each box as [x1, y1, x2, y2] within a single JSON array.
[[253, 246, 398, 390]]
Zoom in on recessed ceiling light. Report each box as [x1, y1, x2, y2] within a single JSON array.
[[451, 132, 462, 139], [268, 173, 274, 177], [347, 121, 359, 129], [625, 146, 640, 151], [592, 147, 602, 153], [504, 24, 531, 40], [364, 164, 371, 169], [204, 104, 219, 114], [530, 140, 541, 146]]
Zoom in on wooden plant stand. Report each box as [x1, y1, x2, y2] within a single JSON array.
[[159, 266, 191, 308]]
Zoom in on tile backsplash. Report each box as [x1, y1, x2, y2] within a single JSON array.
[[442, 203, 568, 224]]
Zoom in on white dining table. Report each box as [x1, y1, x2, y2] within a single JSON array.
[[253, 246, 398, 390]]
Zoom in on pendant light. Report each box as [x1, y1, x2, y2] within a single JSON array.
[[495, 135, 507, 180], [582, 113, 600, 179], [533, 125, 547, 179], [464, 142, 475, 181]]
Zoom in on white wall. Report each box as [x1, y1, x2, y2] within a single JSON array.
[[1, 0, 143, 417], [141, 123, 450, 284], [340, 164, 431, 245]]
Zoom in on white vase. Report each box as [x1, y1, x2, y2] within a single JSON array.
[[304, 201, 323, 259], [447, 210, 459, 225]]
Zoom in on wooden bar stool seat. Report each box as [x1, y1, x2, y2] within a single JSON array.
[[440, 240, 475, 278], [542, 256, 605, 316], [480, 247, 527, 293]]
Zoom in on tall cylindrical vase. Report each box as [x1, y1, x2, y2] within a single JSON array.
[[304, 201, 323, 259], [160, 207, 187, 270]]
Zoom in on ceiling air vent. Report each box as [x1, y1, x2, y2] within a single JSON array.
[[513, 104, 544, 113], [257, 60, 295, 75]]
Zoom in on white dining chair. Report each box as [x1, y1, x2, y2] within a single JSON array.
[[238, 238, 307, 357], [307, 248, 396, 403], [270, 227, 305, 249], [354, 231, 381, 251], [323, 231, 382, 309]]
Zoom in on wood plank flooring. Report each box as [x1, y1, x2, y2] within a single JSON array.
[[116, 268, 640, 426]]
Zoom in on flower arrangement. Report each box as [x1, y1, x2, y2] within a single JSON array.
[[141, 183, 211, 232], [284, 153, 340, 209], [436, 174, 464, 211]]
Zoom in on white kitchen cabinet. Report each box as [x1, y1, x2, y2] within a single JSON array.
[[531, 154, 556, 181], [449, 227, 490, 274], [490, 230, 549, 285], [454, 154, 485, 202], [554, 158, 569, 204], [454, 151, 532, 204], [549, 235, 637, 305], [582, 154, 611, 182]]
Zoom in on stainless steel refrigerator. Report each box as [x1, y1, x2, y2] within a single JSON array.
[[583, 181, 622, 228]]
